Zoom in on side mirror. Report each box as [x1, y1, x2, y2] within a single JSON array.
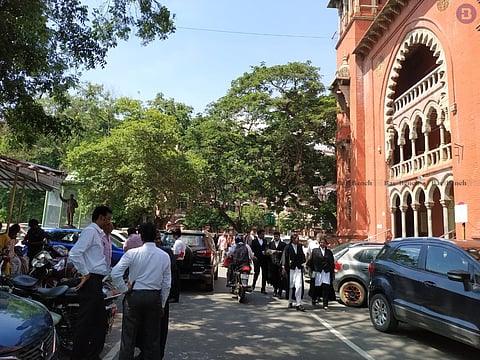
[[447, 270, 472, 291]]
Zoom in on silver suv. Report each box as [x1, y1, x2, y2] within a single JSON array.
[[332, 242, 383, 307]]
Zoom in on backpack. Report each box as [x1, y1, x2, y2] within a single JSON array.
[[232, 243, 249, 268]]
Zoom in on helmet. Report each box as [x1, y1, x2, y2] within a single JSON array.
[[235, 234, 244, 244]]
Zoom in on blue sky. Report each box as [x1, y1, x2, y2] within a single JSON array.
[[81, 0, 339, 113]]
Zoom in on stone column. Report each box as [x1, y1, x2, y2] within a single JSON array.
[[440, 199, 450, 238], [390, 207, 397, 238], [400, 205, 408, 238], [411, 203, 419, 237], [425, 202, 434, 237]]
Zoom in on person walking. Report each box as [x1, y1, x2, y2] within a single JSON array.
[[244, 226, 258, 247], [217, 230, 228, 261], [171, 228, 185, 302], [22, 219, 46, 267], [68, 205, 112, 360], [102, 222, 114, 269], [251, 229, 268, 293], [306, 233, 321, 304], [154, 233, 178, 359], [281, 233, 306, 311], [309, 237, 335, 310], [267, 231, 287, 298], [110, 223, 171, 360], [123, 227, 143, 252]]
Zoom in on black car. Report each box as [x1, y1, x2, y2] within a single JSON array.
[[0, 290, 57, 359], [368, 237, 480, 349], [162, 230, 218, 291], [332, 241, 383, 307]]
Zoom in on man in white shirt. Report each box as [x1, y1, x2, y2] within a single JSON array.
[[171, 228, 185, 302], [111, 223, 171, 360], [306, 233, 321, 304], [69, 205, 112, 360], [172, 228, 186, 260]]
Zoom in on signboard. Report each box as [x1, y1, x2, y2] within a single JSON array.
[[454, 202, 468, 223]]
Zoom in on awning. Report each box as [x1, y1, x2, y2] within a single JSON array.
[[0, 155, 67, 191]]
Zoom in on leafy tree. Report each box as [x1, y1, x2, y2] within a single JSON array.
[[185, 62, 338, 232], [0, 0, 175, 143], [65, 98, 197, 227]]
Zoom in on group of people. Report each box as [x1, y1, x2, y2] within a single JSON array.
[[0, 219, 47, 276], [226, 227, 336, 312], [67, 205, 174, 360]]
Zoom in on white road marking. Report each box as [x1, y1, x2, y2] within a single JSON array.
[[102, 342, 120, 360], [310, 312, 375, 360]]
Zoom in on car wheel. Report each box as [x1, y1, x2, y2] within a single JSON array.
[[205, 274, 214, 292], [369, 293, 398, 332], [339, 281, 366, 307]]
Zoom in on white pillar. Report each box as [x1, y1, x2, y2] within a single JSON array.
[[411, 204, 419, 237]]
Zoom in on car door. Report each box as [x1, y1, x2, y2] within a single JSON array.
[[385, 243, 424, 318], [423, 244, 480, 338]]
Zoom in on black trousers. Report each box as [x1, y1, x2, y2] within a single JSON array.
[[72, 274, 107, 360], [136, 299, 169, 360], [252, 258, 268, 290], [120, 290, 163, 360], [312, 283, 332, 308]]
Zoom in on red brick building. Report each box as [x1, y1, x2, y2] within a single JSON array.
[[327, 0, 480, 241]]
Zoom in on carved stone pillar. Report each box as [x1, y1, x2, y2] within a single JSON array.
[[440, 199, 450, 238], [425, 202, 434, 237], [400, 205, 408, 238], [411, 203, 419, 237], [424, 132, 430, 166], [390, 207, 397, 239]]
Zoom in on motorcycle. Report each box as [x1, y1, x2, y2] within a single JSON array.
[[0, 269, 120, 353], [231, 264, 252, 303], [29, 243, 76, 287]]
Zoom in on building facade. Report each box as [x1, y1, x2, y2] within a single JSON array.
[[328, 0, 480, 241]]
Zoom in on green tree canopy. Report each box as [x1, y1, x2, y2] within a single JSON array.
[[0, 0, 175, 143], [65, 97, 197, 227], [185, 61, 338, 232]]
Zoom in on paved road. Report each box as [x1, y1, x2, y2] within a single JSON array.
[[87, 267, 480, 360]]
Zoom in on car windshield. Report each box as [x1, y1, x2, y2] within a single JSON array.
[[331, 242, 352, 255], [46, 231, 80, 242], [162, 233, 205, 248]]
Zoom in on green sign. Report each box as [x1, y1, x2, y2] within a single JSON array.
[[266, 212, 276, 226]]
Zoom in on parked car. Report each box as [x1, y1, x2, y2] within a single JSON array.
[[0, 290, 57, 359], [111, 229, 128, 243], [368, 237, 480, 349], [45, 228, 124, 266], [162, 230, 218, 291], [332, 241, 384, 307]]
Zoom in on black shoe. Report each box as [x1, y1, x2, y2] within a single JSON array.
[[272, 291, 278, 297], [312, 300, 317, 306], [252, 285, 256, 292], [288, 303, 293, 308], [296, 305, 306, 312]]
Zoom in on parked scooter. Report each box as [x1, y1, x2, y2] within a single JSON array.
[[231, 264, 252, 303], [29, 244, 75, 287], [0, 270, 120, 353]]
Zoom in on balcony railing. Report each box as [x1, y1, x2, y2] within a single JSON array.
[[390, 143, 452, 178], [393, 67, 444, 114]]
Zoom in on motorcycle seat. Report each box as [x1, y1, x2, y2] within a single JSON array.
[[34, 284, 69, 300], [12, 274, 39, 289]]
